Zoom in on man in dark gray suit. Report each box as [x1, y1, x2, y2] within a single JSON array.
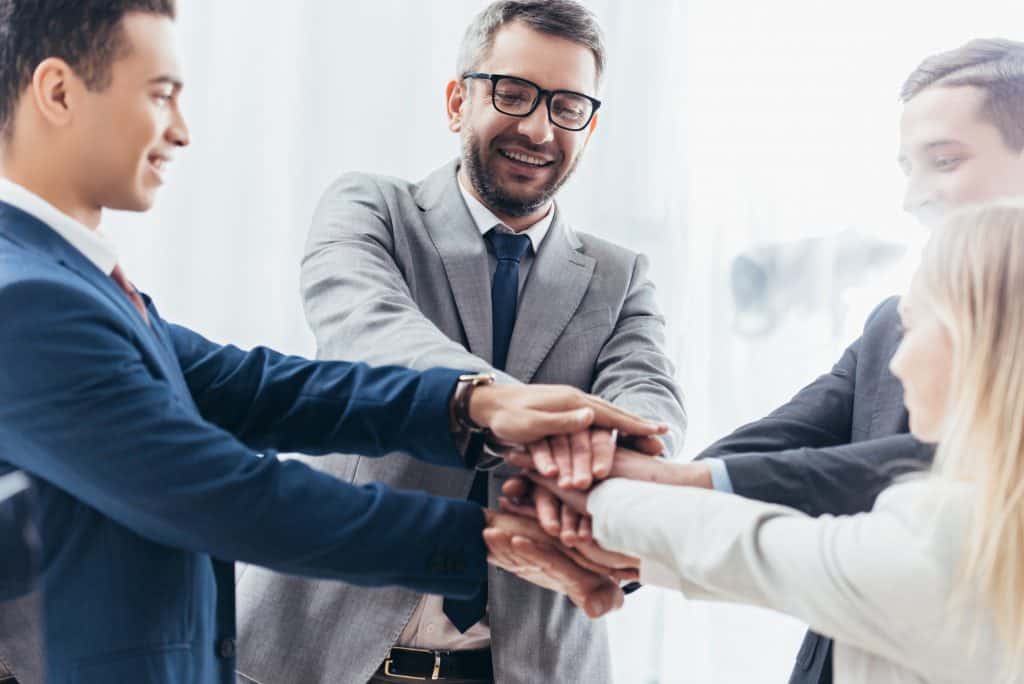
[[235, 2, 685, 683], [526, 38, 1024, 684]]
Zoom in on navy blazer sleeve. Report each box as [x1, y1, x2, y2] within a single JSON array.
[[698, 299, 933, 516], [167, 323, 466, 468], [0, 278, 485, 596]]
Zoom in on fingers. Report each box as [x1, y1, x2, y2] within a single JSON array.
[[504, 448, 535, 472], [507, 535, 600, 585], [483, 528, 538, 572], [577, 515, 592, 543], [590, 429, 616, 480], [560, 504, 581, 547], [612, 568, 640, 583], [500, 476, 530, 500], [568, 431, 592, 489], [509, 536, 624, 618], [526, 472, 589, 515], [549, 434, 573, 488], [580, 394, 668, 437], [511, 408, 595, 445], [528, 439, 558, 478], [534, 485, 562, 536], [573, 539, 641, 570], [580, 577, 626, 618], [620, 434, 665, 456], [497, 496, 539, 520]]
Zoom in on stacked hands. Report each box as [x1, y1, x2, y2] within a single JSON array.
[[466, 383, 710, 618]]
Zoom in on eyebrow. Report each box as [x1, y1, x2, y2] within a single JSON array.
[[148, 75, 184, 90], [896, 139, 965, 166]]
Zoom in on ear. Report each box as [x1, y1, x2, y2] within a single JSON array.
[[446, 79, 467, 133], [30, 58, 78, 128]]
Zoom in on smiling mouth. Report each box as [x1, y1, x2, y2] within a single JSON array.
[[147, 154, 170, 176], [498, 148, 555, 168]]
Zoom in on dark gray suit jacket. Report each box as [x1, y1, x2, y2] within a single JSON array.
[[698, 296, 934, 684]]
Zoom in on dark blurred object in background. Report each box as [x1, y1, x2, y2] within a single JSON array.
[[731, 231, 907, 338], [0, 466, 41, 684]]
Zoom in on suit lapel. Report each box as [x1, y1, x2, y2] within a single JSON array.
[[870, 302, 911, 436], [415, 162, 493, 362], [504, 212, 595, 382]]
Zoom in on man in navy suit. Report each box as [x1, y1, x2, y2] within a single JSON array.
[[0, 2, 662, 682]]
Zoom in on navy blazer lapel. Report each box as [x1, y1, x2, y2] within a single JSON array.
[[0, 202, 179, 383], [414, 161, 493, 362], [504, 212, 595, 382], [869, 300, 911, 436]]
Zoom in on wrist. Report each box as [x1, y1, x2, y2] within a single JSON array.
[[449, 373, 496, 434], [674, 462, 712, 488], [467, 383, 501, 431]]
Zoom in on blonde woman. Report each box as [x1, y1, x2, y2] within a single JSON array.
[[495, 202, 1024, 682]]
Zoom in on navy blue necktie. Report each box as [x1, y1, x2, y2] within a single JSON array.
[[443, 229, 532, 633]]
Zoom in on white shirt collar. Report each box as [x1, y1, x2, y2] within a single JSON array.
[[0, 178, 117, 275], [457, 176, 554, 251]]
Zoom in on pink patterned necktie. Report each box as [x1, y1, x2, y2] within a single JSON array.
[[110, 264, 149, 324]]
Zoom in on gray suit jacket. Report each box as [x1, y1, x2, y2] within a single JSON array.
[[235, 160, 686, 684]]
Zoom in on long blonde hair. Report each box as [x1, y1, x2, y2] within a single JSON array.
[[916, 200, 1024, 662]]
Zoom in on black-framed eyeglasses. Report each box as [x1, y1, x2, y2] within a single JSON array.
[[462, 72, 601, 132]]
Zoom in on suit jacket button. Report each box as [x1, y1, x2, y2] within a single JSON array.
[[217, 638, 236, 658]]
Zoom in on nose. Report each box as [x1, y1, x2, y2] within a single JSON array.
[[516, 98, 555, 146], [166, 104, 190, 148], [902, 174, 933, 215]]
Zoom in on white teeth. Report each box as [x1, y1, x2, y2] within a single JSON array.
[[501, 149, 549, 167]]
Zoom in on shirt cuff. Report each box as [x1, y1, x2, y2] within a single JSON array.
[[705, 458, 735, 493], [639, 558, 683, 592]]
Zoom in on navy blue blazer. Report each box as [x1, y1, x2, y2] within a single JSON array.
[[0, 202, 487, 683], [698, 297, 934, 684]]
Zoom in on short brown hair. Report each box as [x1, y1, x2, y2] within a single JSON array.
[[457, 0, 606, 89], [0, 0, 177, 139], [900, 38, 1024, 151]]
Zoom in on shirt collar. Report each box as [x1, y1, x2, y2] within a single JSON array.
[[457, 176, 554, 251], [0, 178, 117, 275]]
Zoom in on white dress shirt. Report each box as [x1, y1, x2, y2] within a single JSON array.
[[396, 180, 554, 653], [0, 178, 117, 275], [589, 478, 1010, 683]]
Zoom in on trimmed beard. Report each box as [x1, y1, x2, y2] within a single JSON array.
[[461, 131, 581, 218]]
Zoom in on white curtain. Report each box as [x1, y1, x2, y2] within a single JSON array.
[[105, 1, 1023, 681]]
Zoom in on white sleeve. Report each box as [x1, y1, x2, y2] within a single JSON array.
[[587, 479, 962, 666]]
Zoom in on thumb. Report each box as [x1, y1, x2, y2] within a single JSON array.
[[626, 435, 665, 456]]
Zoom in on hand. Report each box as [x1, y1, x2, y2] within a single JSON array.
[[503, 430, 665, 490], [483, 510, 625, 618], [499, 476, 592, 546], [467, 384, 668, 450]]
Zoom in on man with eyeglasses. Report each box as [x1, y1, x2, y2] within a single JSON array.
[[235, 1, 685, 683]]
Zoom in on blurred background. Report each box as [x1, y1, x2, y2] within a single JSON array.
[[104, 1, 1023, 681]]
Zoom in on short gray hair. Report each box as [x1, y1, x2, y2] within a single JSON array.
[[900, 38, 1024, 151], [457, 0, 606, 89]]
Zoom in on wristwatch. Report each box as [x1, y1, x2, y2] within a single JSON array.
[[450, 373, 513, 470], [451, 373, 495, 434]]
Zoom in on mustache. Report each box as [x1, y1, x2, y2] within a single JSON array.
[[490, 135, 561, 160]]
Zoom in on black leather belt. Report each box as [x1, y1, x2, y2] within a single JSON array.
[[379, 646, 493, 681]]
